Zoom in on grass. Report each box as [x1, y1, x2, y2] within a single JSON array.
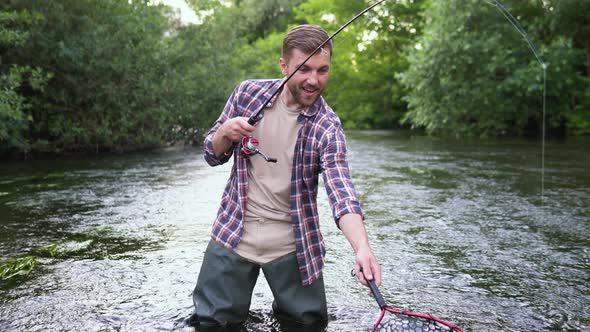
[[0, 256, 38, 280]]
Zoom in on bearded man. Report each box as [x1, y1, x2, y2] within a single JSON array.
[[192, 24, 381, 330]]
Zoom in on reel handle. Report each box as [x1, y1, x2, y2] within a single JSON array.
[[257, 150, 277, 163], [241, 136, 277, 163]]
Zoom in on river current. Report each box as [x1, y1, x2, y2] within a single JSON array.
[[0, 131, 588, 331]]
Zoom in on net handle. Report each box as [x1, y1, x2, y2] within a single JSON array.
[[367, 279, 387, 309]]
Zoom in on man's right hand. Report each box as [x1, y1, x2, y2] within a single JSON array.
[[220, 117, 256, 143], [212, 117, 256, 158]]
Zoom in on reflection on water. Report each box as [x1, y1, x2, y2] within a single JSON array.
[[0, 132, 588, 331]]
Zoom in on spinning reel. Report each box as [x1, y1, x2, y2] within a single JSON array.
[[241, 136, 277, 163]]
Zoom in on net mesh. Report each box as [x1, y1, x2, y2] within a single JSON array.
[[373, 313, 454, 332]]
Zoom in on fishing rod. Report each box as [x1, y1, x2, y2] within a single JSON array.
[[239, 0, 387, 162], [247, 0, 386, 126]]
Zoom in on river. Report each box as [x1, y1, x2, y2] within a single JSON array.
[[0, 131, 588, 331]]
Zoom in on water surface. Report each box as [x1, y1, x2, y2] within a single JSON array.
[[0, 131, 588, 331]]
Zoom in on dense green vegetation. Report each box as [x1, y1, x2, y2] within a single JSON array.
[[1, 0, 588, 157], [401, 0, 590, 136]]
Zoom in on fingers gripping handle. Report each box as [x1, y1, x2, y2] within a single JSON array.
[[354, 268, 387, 309], [368, 279, 387, 310]]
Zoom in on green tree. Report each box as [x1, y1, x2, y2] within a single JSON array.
[[191, 0, 306, 81], [401, 0, 585, 137], [164, 19, 242, 144], [310, 0, 430, 129], [549, 0, 590, 134], [0, 0, 246, 156], [0, 9, 49, 153], [235, 0, 306, 42], [231, 31, 283, 80], [2, 0, 178, 152]]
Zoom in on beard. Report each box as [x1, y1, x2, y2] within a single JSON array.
[[286, 81, 323, 108]]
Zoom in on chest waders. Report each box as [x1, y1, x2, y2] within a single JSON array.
[[193, 241, 327, 329]]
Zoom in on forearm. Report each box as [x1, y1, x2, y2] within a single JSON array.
[[211, 125, 233, 158], [204, 84, 244, 163], [339, 213, 370, 252], [339, 213, 381, 286]]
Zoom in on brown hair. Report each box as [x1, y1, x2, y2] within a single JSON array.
[[282, 24, 332, 59]]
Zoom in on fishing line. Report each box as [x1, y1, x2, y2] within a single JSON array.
[[355, 2, 547, 330], [486, 0, 547, 203]]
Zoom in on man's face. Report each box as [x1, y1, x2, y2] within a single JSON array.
[[280, 48, 331, 109]]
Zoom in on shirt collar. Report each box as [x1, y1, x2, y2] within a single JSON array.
[[261, 79, 285, 109], [301, 97, 323, 118]]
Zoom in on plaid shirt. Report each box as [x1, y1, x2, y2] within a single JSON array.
[[203, 79, 364, 286]]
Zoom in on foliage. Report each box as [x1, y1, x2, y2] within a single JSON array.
[[0, 227, 159, 286], [285, 0, 419, 128], [238, 0, 430, 129], [324, 0, 430, 129], [1, 0, 589, 157], [0, 9, 49, 153], [35, 243, 59, 258], [1, 0, 239, 156], [232, 31, 283, 80], [399, 0, 584, 136], [233, 0, 306, 42], [548, 0, 590, 134], [1, 1, 171, 153], [164, 20, 240, 144], [197, 0, 306, 82]]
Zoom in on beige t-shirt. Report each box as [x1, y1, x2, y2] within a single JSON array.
[[245, 95, 302, 222], [234, 95, 302, 264]]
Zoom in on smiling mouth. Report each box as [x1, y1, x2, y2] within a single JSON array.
[[302, 86, 318, 95]]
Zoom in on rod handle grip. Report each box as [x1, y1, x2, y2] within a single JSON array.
[[248, 110, 264, 125]]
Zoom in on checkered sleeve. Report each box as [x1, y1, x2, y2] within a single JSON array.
[[320, 120, 364, 228], [203, 85, 240, 166]]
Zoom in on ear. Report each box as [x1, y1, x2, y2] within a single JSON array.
[[279, 57, 287, 76]]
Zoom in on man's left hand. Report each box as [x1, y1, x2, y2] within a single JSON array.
[[339, 213, 382, 288], [352, 243, 381, 287]]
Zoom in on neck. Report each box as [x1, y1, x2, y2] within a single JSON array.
[[279, 87, 305, 112]]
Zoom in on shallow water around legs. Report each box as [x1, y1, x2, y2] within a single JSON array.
[[0, 131, 588, 331]]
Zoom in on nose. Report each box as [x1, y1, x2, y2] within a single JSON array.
[[306, 71, 318, 86]]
